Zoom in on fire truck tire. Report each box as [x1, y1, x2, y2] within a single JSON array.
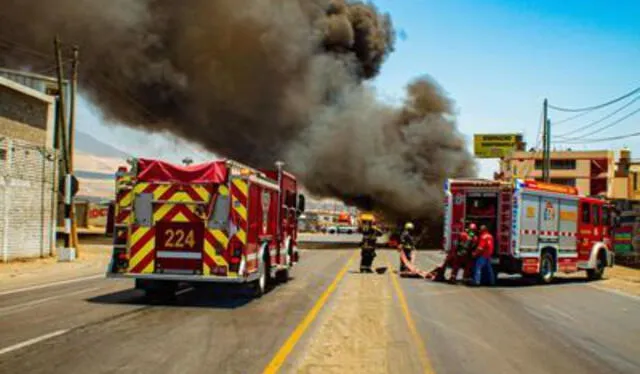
[[276, 268, 290, 283], [251, 253, 272, 298], [538, 252, 555, 284], [587, 250, 606, 281], [276, 245, 293, 283]]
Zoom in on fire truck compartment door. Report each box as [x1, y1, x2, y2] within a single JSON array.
[[520, 194, 540, 251], [539, 197, 559, 242], [558, 199, 578, 254]]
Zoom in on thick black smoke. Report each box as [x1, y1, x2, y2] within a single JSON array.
[[0, 0, 476, 221]]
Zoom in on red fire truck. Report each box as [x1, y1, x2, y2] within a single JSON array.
[[444, 178, 614, 283], [106, 158, 305, 297]]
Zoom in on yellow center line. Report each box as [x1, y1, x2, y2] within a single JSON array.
[[386, 254, 436, 374], [263, 250, 357, 374]]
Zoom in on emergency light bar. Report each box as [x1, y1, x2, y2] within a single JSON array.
[[521, 180, 578, 195]]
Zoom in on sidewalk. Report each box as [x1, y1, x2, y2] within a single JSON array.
[[0, 243, 111, 293]]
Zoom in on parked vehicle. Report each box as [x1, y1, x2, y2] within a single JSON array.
[[443, 179, 615, 283]]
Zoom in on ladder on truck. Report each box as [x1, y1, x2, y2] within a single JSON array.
[[498, 186, 513, 256]]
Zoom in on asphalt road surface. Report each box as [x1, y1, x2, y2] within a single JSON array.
[[1, 250, 639, 374]]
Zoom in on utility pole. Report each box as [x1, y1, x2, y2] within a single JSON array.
[[54, 36, 75, 261], [69, 46, 80, 253], [54, 37, 68, 176], [542, 98, 551, 183]]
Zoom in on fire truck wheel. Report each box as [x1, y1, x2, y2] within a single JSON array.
[[276, 247, 292, 283], [252, 254, 272, 298], [587, 251, 606, 281], [538, 252, 555, 285]]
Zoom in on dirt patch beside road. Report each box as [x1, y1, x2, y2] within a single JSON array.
[[598, 265, 640, 297], [292, 263, 422, 373], [0, 242, 111, 292]]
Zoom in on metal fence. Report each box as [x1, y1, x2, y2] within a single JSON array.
[[0, 137, 58, 261]]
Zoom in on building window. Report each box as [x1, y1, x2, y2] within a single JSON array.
[[535, 159, 576, 170], [634, 173, 638, 191], [550, 178, 576, 187], [0, 149, 6, 161]]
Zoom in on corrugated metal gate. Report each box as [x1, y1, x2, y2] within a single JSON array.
[[0, 137, 58, 261]]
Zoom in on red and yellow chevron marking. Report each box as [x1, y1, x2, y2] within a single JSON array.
[[153, 204, 201, 223], [116, 175, 132, 189], [117, 188, 133, 208], [115, 209, 132, 225], [203, 229, 231, 275], [127, 226, 156, 274], [133, 183, 212, 202], [202, 184, 232, 276], [230, 178, 248, 246]]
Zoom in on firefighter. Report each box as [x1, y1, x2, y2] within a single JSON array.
[[398, 222, 416, 274], [471, 225, 496, 286], [360, 220, 382, 273], [434, 222, 478, 282], [454, 222, 479, 282]]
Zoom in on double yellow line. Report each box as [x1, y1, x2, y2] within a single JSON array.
[[263, 250, 435, 373]]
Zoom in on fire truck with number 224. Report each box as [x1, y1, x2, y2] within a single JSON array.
[[444, 179, 615, 283], [106, 158, 305, 298]]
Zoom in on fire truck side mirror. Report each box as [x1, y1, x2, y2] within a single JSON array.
[[297, 194, 306, 216]]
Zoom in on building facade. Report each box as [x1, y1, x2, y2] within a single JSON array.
[[0, 76, 58, 261], [499, 149, 635, 199]]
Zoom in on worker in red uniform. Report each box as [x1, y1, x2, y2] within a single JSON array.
[[434, 222, 478, 282], [472, 225, 495, 286]]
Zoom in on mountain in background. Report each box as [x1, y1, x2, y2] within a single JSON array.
[[75, 130, 131, 158]]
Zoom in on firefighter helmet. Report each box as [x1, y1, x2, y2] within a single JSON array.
[[404, 222, 414, 230]]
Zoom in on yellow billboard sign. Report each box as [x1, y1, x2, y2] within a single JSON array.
[[474, 134, 523, 159]]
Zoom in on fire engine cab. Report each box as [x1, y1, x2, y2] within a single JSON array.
[[106, 158, 305, 298], [444, 178, 615, 283]]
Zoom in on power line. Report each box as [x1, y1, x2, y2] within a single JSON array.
[[556, 106, 640, 142], [555, 95, 640, 138], [0, 37, 50, 59], [548, 85, 640, 112], [554, 130, 640, 143], [553, 110, 596, 125]]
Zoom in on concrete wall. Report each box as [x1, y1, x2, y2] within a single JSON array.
[[0, 76, 56, 148], [0, 78, 58, 261], [0, 138, 58, 261]]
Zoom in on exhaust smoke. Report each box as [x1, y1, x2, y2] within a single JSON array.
[[0, 0, 476, 221]]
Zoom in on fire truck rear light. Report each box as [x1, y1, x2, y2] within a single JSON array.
[[230, 257, 241, 264], [117, 253, 128, 260]]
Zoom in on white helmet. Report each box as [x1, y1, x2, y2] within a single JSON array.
[[404, 222, 414, 230]]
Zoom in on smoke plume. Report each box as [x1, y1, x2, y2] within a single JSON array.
[[0, 0, 476, 221]]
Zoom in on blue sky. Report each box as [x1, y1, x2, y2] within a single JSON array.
[[77, 0, 640, 177]]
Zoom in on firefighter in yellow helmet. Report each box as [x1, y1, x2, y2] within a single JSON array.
[[398, 222, 416, 273], [360, 214, 382, 273]]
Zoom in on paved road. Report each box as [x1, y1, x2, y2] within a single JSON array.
[[403, 252, 640, 374], [0, 250, 351, 374], [1, 250, 639, 374]]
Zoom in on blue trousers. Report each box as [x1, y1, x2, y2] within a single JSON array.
[[473, 256, 495, 286]]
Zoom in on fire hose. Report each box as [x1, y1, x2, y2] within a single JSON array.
[[398, 249, 439, 280]]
